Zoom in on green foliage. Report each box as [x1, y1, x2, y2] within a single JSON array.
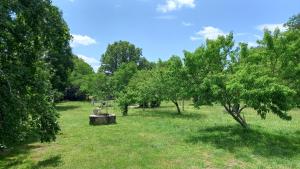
[[85, 73, 111, 100], [69, 56, 94, 85], [119, 69, 161, 114], [99, 41, 143, 74], [117, 56, 188, 115], [111, 62, 138, 96], [92, 41, 154, 113], [0, 0, 72, 146], [255, 24, 300, 106], [285, 13, 300, 30], [184, 32, 296, 128], [156, 56, 187, 113], [65, 56, 94, 101]]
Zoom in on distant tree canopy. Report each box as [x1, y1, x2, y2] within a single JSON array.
[[65, 56, 94, 101], [0, 0, 72, 146], [99, 40, 151, 74]]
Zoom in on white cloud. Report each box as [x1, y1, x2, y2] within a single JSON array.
[[77, 54, 100, 72], [71, 34, 97, 47], [182, 22, 193, 26], [157, 0, 195, 13], [197, 26, 226, 39], [256, 23, 287, 32], [190, 26, 226, 41]]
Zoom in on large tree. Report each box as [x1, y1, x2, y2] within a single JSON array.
[[44, 9, 73, 98], [99, 41, 143, 74], [0, 0, 71, 146]]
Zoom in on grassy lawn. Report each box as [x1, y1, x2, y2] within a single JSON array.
[[1, 101, 300, 169]]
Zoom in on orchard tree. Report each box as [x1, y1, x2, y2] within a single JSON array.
[[184, 33, 231, 105], [84, 73, 111, 101], [111, 62, 138, 96], [258, 29, 300, 106], [0, 0, 70, 146], [157, 56, 187, 114], [118, 69, 162, 115], [185, 33, 295, 128], [111, 62, 138, 115]]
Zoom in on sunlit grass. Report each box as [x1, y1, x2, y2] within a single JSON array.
[[1, 101, 299, 169]]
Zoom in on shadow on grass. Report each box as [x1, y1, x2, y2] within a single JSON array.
[[0, 144, 42, 168], [32, 155, 62, 169], [186, 125, 300, 158], [55, 105, 79, 111], [1, 144, 62, 169], [131, 109, 206, 120]]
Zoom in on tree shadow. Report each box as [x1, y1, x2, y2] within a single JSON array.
[[55, 105, 79, 111], [32, 155, 62, 169], [186, 125, 300, 158], [131, 109, 206, 120], [1, 144, 62, 169], [0, 144, 43, 168]]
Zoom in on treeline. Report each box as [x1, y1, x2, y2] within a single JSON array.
[[74, 14, 300, 129]]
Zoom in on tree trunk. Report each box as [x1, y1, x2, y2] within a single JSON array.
[[224, 104, 248, 129], [182, 100, 184, 112], [122, 104, 128, 116], [172, 100, 181, 114], [230, 112, 248, 129]]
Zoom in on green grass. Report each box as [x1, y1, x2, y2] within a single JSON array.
[[1, 101, 300, 169]]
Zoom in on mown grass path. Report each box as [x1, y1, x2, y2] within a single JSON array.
[[1, 101, 300, 169]]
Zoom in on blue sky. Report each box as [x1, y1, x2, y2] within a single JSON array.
[[52, 0, 300, 71]]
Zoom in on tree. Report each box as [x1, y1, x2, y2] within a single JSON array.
[[35, 0, 74, 99], [111, 62, 138, 96], [110, 62, 138, 115], [84, 73, 111, 101], [157, 56, 187, 114], [0, 0, 70, 146], [283, 15, 300, 106], [184, 33, 295, 128], [69, 56, 94, 86], [118, 69, 162, 115], [65, 56, 94, 101], [99, 41, 142, 74], [285, 13, 300, 29]]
